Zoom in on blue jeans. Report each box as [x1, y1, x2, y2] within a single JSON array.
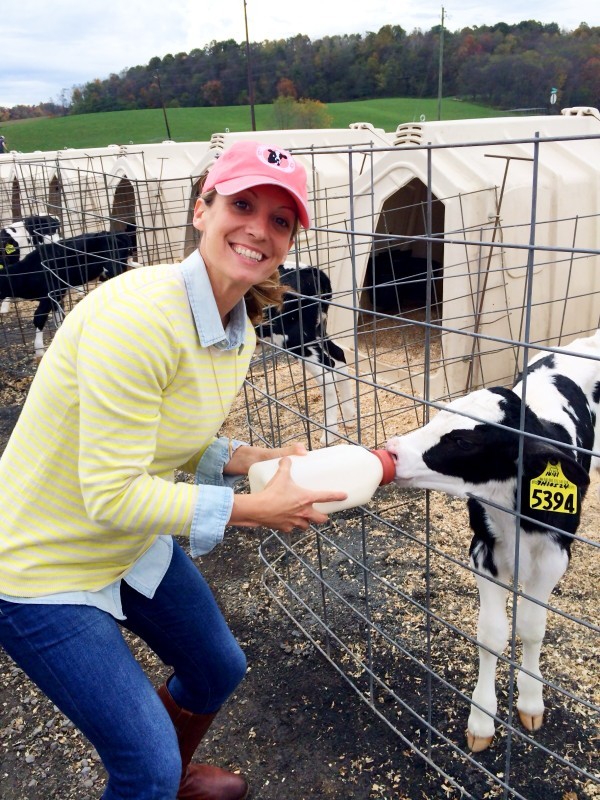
[[0, 540, 247, 800]]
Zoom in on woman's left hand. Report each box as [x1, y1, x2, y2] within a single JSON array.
[[223, 442, 307, 476]]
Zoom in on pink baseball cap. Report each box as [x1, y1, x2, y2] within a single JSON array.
[[203, 141, 311, 228]]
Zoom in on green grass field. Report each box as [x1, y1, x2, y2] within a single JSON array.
[[1, 98, 500, 154]]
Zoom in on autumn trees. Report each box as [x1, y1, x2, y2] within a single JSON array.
[[4, 21, 598, 121]]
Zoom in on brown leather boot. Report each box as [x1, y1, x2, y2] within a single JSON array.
[[157, 682, 249, 800]]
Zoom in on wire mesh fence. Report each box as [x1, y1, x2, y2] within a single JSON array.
[[1, 114, 599, 799]]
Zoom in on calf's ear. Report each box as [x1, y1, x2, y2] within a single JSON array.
[[521, 438, 590, 490]]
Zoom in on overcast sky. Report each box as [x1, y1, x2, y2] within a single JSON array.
[[2, 0, 598, 108]]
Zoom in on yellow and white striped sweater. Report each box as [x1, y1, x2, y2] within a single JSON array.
[[0, 262, 255, 596]]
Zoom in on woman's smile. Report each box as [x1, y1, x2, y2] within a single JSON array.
[[230, 243, 265, 262]]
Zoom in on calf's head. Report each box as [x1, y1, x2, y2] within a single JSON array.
[[1, 226, 28, 270], [23, 214, 61, 246], [0, 215, 61, 269], [386, 387, 589, 503]]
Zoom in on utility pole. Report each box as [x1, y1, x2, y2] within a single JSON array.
[[243, 0, 257, 131], [437, 6, 445, 121], [154, 72, 173, 140]]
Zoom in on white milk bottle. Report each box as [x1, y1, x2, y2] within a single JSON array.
[[247, 444, 396, 514]]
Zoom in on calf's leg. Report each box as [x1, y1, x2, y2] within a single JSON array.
[[304, 357, 341, 445], [467, 567, 510, 752], [33, 296, 55, 359], [515, 545, 568, 732], [332, 363, 356, 425], [323, 338, 356, 425]]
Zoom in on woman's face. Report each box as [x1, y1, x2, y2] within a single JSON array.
[[193, 184, 297, 291]]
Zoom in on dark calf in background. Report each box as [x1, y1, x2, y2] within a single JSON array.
[[0, 215, 62, 313], [0, 229, 135, 358], [257, 262, 356, 445], [386, 330, 600, 751], [0, 214, 61, 266]]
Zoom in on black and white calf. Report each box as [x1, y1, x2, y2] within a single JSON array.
[[0, 214, 61, 264], [385, 331, 600, 751], [0, 214, 62, 313], [257, 262, 356, 445], [0, 230, 135, 358]]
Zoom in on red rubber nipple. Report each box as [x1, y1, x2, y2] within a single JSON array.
[[370, 449, 396, 485]]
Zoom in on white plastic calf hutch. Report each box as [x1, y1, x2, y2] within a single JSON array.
[[1, 142, 214, 265], [314, 107, 600, 403]]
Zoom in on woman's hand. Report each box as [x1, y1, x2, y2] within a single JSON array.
[[223, 442, 308, 476], [229, 456, 347, 533]]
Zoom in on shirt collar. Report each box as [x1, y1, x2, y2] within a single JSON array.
[[179, 249, 248, 351]]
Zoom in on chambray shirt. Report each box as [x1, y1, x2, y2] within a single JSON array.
[[0, 250, 249, 620]]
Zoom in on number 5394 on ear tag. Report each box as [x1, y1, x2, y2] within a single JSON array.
[[529, 461, 578, 514]]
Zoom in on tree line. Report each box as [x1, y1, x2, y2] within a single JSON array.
[[2, 20, 599, 122]]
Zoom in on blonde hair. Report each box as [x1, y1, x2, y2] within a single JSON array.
[[200, 189, 299, 325]]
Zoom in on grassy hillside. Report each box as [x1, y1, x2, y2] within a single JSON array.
[[1, 98, 500, 154]]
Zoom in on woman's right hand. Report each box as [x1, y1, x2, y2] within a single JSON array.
[[229, 457, 347, 533]]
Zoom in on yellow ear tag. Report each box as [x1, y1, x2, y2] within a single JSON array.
[[529, 461, 577, 514], [5, 243, 15, 255]]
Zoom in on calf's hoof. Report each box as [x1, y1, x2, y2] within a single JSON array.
[[518, 710, 544, 731], [467, 730, 494, 752]]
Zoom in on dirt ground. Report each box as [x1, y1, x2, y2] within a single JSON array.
[[0, 528, 446, 800], [0, 333, 598, 800]]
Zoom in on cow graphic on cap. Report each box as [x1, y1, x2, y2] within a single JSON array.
[[267, 149, 287, 166], [257, 144, 296, 173]]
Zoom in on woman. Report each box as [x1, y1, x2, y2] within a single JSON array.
[[0, 141, 346, 800]]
